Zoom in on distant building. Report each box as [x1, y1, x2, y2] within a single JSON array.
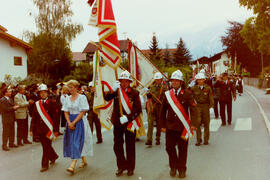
[[82, 39, 129, 63], [192, 51, 232, 75], [0, 25, 32, 81], [72, 52, 86, 66]]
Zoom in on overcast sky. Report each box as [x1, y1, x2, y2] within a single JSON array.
[[0, 0, 253, 59]]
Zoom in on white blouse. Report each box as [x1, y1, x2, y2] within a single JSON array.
[[62, 94, 89, 114]]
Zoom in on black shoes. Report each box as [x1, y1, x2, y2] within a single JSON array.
[[204, 142, 209, 145], [96, 139, 103, 144], [221, 123, 226, 126], [178, 170, 186, 178], [23, 140, 32, 144], [18, 142, 24, 146], [9, 144, 18, 148], [40, 167, 48, 172], [155, 141, 160, 145], [50, 155, 59, 165], [145, 141, 152, 146], [195, 139, 202, 146], [170, 168, 177, 177], [228, 122, 231, 125], [115, 169, 124, 176], [2, 146, 9, 151], [127, 170, 134, 176]]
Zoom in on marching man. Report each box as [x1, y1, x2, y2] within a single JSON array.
[[145, 72, 167, 146], [30, 84, 59, 172], [191, 73, 214, 146], [160, 70, 197, 178], [104, 71, 142, 177]]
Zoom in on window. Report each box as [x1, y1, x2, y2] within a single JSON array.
[[14, 56, 22, 66]]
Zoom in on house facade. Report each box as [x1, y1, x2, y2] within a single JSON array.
[[0, 25, 32, 81], [211, 52, 231, 75]]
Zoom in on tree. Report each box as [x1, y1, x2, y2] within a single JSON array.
[[163, 44, 172, 65], [239, 0, 270, 55], [25, 0, 83, 81], [149, 33, 162, 63], [221, 21, 263, 76], [172, 38, 191, 65]]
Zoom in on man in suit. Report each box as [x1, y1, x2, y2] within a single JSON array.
[[0, 87, 20, 151], [14, 85, 34, 146], [214, 73, 236, 125], [30, 84, 59, 172], [160, 70, 197, 178], [104, 71, 142, 177]]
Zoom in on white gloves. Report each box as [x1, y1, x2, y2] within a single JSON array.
[[120, 115, 128, 124], [144, 87, 149, 93], [112, 81, 120, 91]]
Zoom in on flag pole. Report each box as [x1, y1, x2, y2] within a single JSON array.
[[90, 41, 123, 116], [119, 65, 162, 104]]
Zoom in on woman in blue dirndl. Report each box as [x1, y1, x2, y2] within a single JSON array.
[[62, 80, 93, 174]]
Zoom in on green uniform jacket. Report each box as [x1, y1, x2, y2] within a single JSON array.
[[191, 84, 214, 107]]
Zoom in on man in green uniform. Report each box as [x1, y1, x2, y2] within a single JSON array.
[[191, 73, 214, 146], [145, 72, 167, 146]]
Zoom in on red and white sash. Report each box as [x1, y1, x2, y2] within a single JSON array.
[[119, 88, 141, 132], [35, 100, 54, 140], [165, 89, 193, 140]]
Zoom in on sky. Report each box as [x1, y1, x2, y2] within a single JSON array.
[[0, 0, 254, 60]]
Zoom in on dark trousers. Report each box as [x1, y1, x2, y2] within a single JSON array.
[[113, 125, 136, 171], [220, 100, 232, 124], [60, 111, 66, 127], [16, 118, 28, 143], [89, 113, 102, 141], [214, 98, 219, 118], [2, 121, 15, 147], [166, 129, 188, 172], [39, 134, 58, 168]]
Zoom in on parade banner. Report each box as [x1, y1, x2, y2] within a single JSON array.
[[127, 41, 167, 95], [88, 0, 121, 69], [165, 89, 193, 140], [92, 53, 124, 129]]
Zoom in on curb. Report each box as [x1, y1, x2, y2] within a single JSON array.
[[245, 88, 270, 137]]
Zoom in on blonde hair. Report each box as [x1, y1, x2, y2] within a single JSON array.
[[62, 85, 69, 94], [66, 80, 80, 87]]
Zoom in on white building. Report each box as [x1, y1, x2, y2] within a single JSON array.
[[0, 25, 32, 82], [211, 51, 231, 75]]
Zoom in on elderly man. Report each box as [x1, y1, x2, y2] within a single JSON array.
[[160, 70, 197, 178], [104, 70, 142, 177], [14, 85, 34, 146], [30, 84, 59, 172], [0, 87, 19, 151], [145, 72, 167, 146]]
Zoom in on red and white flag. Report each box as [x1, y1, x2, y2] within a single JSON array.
[[88, 0, 121, 69], [165, 89, 193, 140], [128, 41, 139, 86]]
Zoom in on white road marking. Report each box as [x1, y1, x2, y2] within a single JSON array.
[[210, 119, 221, 132], [245, 88, 270, 136], [234, 118, 252, 131]]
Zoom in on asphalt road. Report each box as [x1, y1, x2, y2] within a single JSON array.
[[0, 87, 270, 180]]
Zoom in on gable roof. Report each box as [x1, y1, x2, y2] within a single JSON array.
[[72, 52, 86, 61], [83, 40, 129, 53], [141, 48, 177, 58], [0, 25, 32, 53]]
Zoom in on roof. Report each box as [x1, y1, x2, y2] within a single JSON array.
[[192, 51, 227, 64], [141, 48, 177, 58], [72, 52, 86, 61], [83, 40, 129, 53], [0, 25, 32, 53]]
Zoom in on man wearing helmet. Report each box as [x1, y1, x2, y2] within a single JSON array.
[[160, 70, 197, 178], [30, 84, 59, 172], [191, 73, 214, 146], [104, 70, 142, 177], [145, 72, 167, 146]]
